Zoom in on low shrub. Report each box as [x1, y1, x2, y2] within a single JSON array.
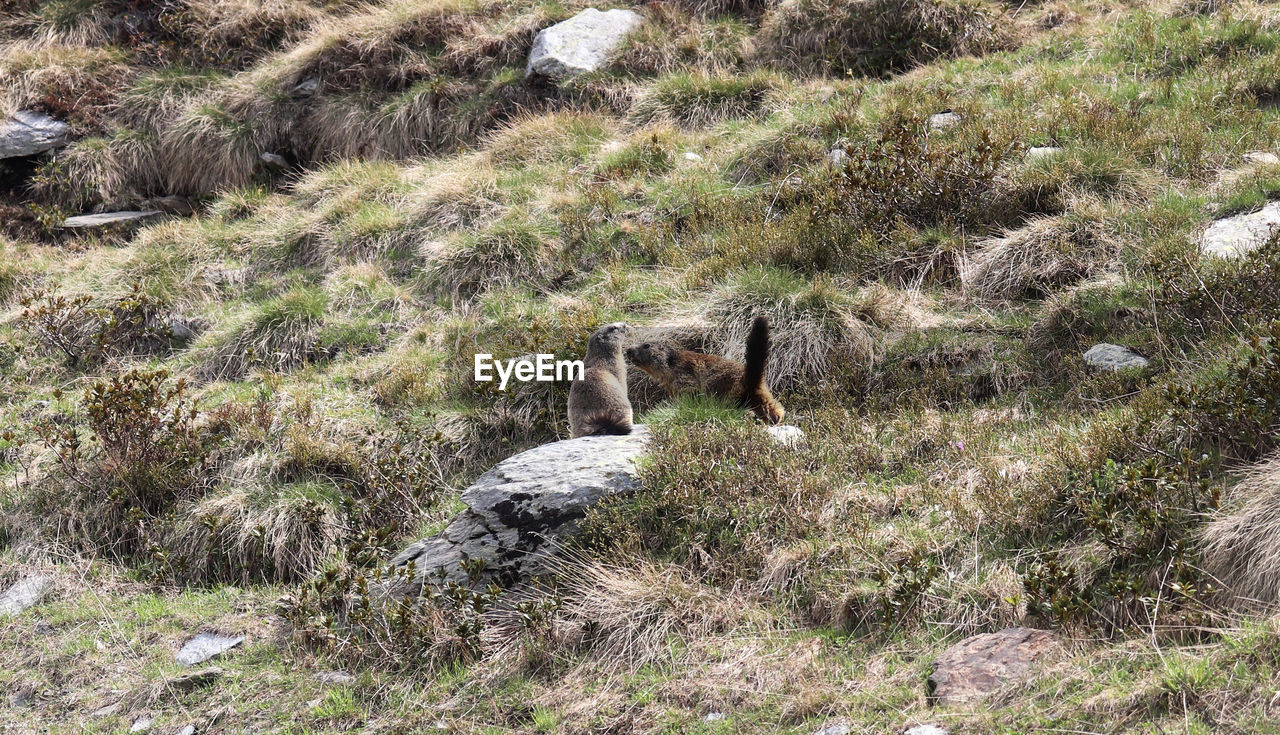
[[18, 284, 173, 368]]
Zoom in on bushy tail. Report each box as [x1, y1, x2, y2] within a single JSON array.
[[740, 315, 770, 407], [581, 413, 632, 436]]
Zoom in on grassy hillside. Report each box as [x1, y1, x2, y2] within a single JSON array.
[[3, 0, 1280, 732]]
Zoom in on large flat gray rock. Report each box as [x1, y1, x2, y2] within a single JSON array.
[[1201, 201, 1280, 258], [525, 8, 643, 81], [391, 427, 652, 590], [0, 575, 53, 616], [0, 111, 71, 158], [175, 633, 244, 666], [62, 210, 162, 229]]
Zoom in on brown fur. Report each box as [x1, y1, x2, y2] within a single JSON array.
[[626, 317, 785, 424], [568, 322, 633, 438]]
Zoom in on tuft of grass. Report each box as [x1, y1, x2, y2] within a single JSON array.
[[629, 71, 779, 127], [757, 0, 1013, 78]]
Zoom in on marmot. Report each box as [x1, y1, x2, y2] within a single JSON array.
[[567, 322, 633, 437], [626, 315, 785, 424]]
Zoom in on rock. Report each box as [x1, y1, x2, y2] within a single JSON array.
[[314, 671, 356, 685], [130, 717, 153, 733], [175, 633, 244, 666], [928, 111, 961, 130], [1082, 343, 1149, 372], [390, 427, 652, 590], [703, 712, 727, 722], [764, 424, 806, 447], [1244, 151, 1280, 165], [827, 148, 849, 167], [166, 315, 203, 344], [1201, 201, 1280, 258], [174, 726, 196, 735], [203, 267, 249, 287], [0, 575, 53, 616], [1025, 146, 1063, 161], [904, 725, 948, 735], [62, 210, 162, 229], [291, 78, 320, 99], [259, 151, 288, 168], [0, 110, 72, 159], [682, 151, 703, 162], [525, 8, 643, 81], [813, 725, 850, 735], [927, 626, 1060, 705], [8, 685, 34, 707], [168, 667, 224, 691]]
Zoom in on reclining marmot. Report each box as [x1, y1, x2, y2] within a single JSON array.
[[626, 316, 785, 424]]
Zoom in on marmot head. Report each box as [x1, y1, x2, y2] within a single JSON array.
[[626, 341, 674, 375], [588, 322, 629, 353]]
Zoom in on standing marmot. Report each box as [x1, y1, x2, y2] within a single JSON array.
[[626, 315, 785, 424], [567, 322, 633, 437]]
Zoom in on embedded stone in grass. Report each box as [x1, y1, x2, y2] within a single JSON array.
[[62, 210, 162, 229], [813, 724, 850, 735], [827, 148, 849, 166], [1025, 146, 1063, 161], [0, 110, 71, 159], [904, 726, 948, 735], [260, 151, 288, 168], [525, 8, 643, 81], [174, 726, 196, 735], [129, 717, 153, 733], [683, 151, 704, 161], [314, 671, 356, 685], [1082, 343, 1149, 372], [764, 424, 806, 447], [0, 575, 53, 616], [1201, 201, 1280, 258], [928, 111, 961, 130], [168, 667, 225, 690], [1244, 151, 1280, 165], [175, 633, 244, 666], [927, 626, 1061, 705]]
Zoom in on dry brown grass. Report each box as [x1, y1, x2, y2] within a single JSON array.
[[961, 205, 1117, 301], [1202, 452, 1280, 608], [757, 0, 1014, 77]]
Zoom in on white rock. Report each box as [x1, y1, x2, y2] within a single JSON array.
[[928, 112, 961, 130], [682, 151, 703, 162], [1083, 343, 1149, 372], [813, 725, 851, 735], [1026, 146, 1064, 161], [0, 575, 53, 616], [129, 717, 153, 733], [314, 671, 356, 685], [827, 148, 849, 167], [904, 725, 948, 735], [0, 111, 71, 159], [259, 151, 287, 168], [1244, 151, 1280, 165], [175, 632, 244, 666], [525, 8, 643, 81], [62, 210, 162, 228], [764, 424, 806, 447], [703, 712, 727, 722], [1201, 201, 1280, 258]]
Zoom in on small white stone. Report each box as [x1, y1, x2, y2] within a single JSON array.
[[928, 112, 961, 130], [1082, 343, 1149, 372], [0, 575, 53, 616], [1244, 151, 1280, 165], [1025, 146, 1064, 161], [62, 211, 162, 229], [682, 151, 703, 162]]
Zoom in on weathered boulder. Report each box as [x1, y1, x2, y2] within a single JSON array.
[[389, 424, 806, 591], [525, 8, 643, 81], [927, 627, 1060, 705], [1201, 201, 1280, 258], [0, 575, 53, 616], [175, 633, 244, 666], [391, 427, 652, 590], [62, 210, 162, 229], [1244, 151, 1280, 165], [1083, 343, 1148, 372], [0, 111, 71, 159]]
